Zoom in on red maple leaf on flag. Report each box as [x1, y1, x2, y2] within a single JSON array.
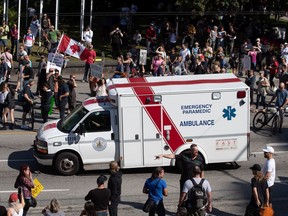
[[70, 44, 81, 54]]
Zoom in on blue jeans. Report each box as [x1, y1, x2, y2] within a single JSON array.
[[96, 211, 108, 216]]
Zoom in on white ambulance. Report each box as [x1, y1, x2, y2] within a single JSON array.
[[34, 73, 250, 175]]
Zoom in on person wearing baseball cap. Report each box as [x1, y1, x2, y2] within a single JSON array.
[[85, 175, 111, 215], [7, 192, 25, 216], [245, 164, 269, 215], [262, 146, 276, 205]]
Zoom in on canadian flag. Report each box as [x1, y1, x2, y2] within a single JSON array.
[[58, 35, 90, 60]]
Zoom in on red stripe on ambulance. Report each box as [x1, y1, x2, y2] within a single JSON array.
[[108, 77, 241, 90], [129, 77, 185, 152], [43, 122, 57, 131]]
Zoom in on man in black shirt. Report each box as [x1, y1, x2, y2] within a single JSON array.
[[156, 143, 205, 192], [21, 79, 34, 129], [85, 175, 111, 215]]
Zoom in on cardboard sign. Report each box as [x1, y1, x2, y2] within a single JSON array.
[[46, 52, 64, 74], [243, 54, 251, 70], [90, 64, 103, 78], [139, 49, 147, 65], [31, 178, 44, 198]]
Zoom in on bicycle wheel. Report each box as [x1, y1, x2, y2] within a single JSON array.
[[37, 46, 48, 57], [271, 115, 280, 134], [253, 111, 267, 130]]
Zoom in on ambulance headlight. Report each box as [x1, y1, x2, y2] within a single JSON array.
[[212, 92, 221, 100], [153, 95, 162, 103]]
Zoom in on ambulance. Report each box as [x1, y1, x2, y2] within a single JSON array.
[[34, 73, 250, 175]]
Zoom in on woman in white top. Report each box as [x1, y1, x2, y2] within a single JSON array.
[[96, 78, 108, 97], [7, 192, 25, 216]]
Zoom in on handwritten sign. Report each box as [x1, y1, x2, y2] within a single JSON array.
[[31, 178, 44, 198], [139, 49, 147, 65], [46, 53, 64, 74], [90, 64, 103, 78]]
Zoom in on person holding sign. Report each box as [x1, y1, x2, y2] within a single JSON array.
[[14, 164, 35, 216]]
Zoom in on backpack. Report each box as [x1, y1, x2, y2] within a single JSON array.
[[17, 90, 24, 102], [187, 178, 207, 209]]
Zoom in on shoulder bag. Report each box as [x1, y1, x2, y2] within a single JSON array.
[[142, 178, 161, 213]]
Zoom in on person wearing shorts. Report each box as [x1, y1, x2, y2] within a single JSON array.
[[21, 79, 34, 129]]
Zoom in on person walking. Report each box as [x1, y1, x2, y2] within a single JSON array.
[[14, 164, 35, 216], [1, 83, 15, 130], [262, 146, 276, 206], [21, 79, 34, 130], [108, 161, 122, 216], [244, 164, 269, 216], [10, 23, 19, 59], [0, 56, 8, 83], [178, 165, 212, 216], [1, 47, 13, 82], [57, 76, 69, 121], [40, 83, 53, 123], [85, 175, 111, 216], [143, 167, 168, 216], [6, 192, 25, 216], [82, 45, 96, 82], [42, 198, 65, 216], [156, 144, 205, 192]]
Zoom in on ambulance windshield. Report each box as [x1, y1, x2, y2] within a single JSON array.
[[59, 105, 89, 132]]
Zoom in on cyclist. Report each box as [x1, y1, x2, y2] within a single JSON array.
[[21, 79, 34, 129], [268, 82, 288, 133]]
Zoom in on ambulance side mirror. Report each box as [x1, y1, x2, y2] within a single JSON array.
[[78, 123, 86, 135]]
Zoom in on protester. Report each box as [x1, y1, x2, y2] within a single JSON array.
[[83, 26, 93, 47], [46, 25, 61, 52], [96, 78, 107, 97], [178, 165, 212, 216], [0, 56, 8, 83], [29, 15, 41, 38], [1, 83, 15, 130], [23, 28, 35, 56], [262, 146, 276, 205], [110, 27, 123, 59], [244, 164, 269, 216], [1, 47, 13, 82], [156, 144, 204, 192], [82, 44, 96, 82], [254, 71, 270, 112], [0, 20, 9, 53], [143, 167, 168, 216], [40, 83, 53, 123], [57, 76, 69, 121], [108, 161, 122, 216], [42, 198, 65, 216], [14, 164, 35, 216], [42, 14, 51, 33], [67, 74, 77, 113], [22, 59, 34, 87], [21, 79, 34, 130], [6, 192, 25, 216], [10, 23, 18, 59], [245, 70, 256, 106], [85, 175, 111, 216], [80, 201, 96, 216]]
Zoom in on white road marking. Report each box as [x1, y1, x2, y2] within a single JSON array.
[[0, 159, 35, 162], [0, 189, 69, 194]]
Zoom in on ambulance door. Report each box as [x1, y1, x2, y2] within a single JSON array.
[[121, 106, 142, 167], [142, 104, 163, 166], [77, 109, 117, 164]]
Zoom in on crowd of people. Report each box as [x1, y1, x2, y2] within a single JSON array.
[[0, 144, 276, 216]]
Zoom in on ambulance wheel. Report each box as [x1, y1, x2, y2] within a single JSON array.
[[54, 152, 80, 176]]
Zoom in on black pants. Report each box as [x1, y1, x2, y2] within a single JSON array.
[[83, 62, 91, 81], [41, 105, 50, 123], [108, 197, 120, 216], [149, 200, 165, 216], [59, 98, 68, 121]]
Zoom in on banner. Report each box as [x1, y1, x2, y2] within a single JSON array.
[[31, 178, 44, 198]]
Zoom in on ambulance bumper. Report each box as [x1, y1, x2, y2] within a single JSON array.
[[34, 151, 54, 166]]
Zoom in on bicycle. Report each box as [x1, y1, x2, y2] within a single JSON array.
[[252, 107, 281, 134], [36, 40, 49, 57]]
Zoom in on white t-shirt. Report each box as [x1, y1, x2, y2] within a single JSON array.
[[83, 30, 93, 43], [262, 158, 276, 187]]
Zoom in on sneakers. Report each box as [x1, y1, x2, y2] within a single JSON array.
[[20, 124, 29, 129]]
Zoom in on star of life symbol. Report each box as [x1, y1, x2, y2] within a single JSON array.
[[70, 44, 81, 54], [222, 106, 236, 120]]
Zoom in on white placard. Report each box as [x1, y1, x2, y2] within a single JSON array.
[[46, 52, 64, 73], [90, 64, 103, 78], [139, 49, 147, 65]]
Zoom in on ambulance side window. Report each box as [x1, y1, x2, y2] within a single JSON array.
[[83, 111, 111, 132]]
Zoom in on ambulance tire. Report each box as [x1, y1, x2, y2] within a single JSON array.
[[54, 152, 80, 176]]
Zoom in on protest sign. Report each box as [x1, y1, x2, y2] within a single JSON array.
[[31, 178, 44, 198]]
